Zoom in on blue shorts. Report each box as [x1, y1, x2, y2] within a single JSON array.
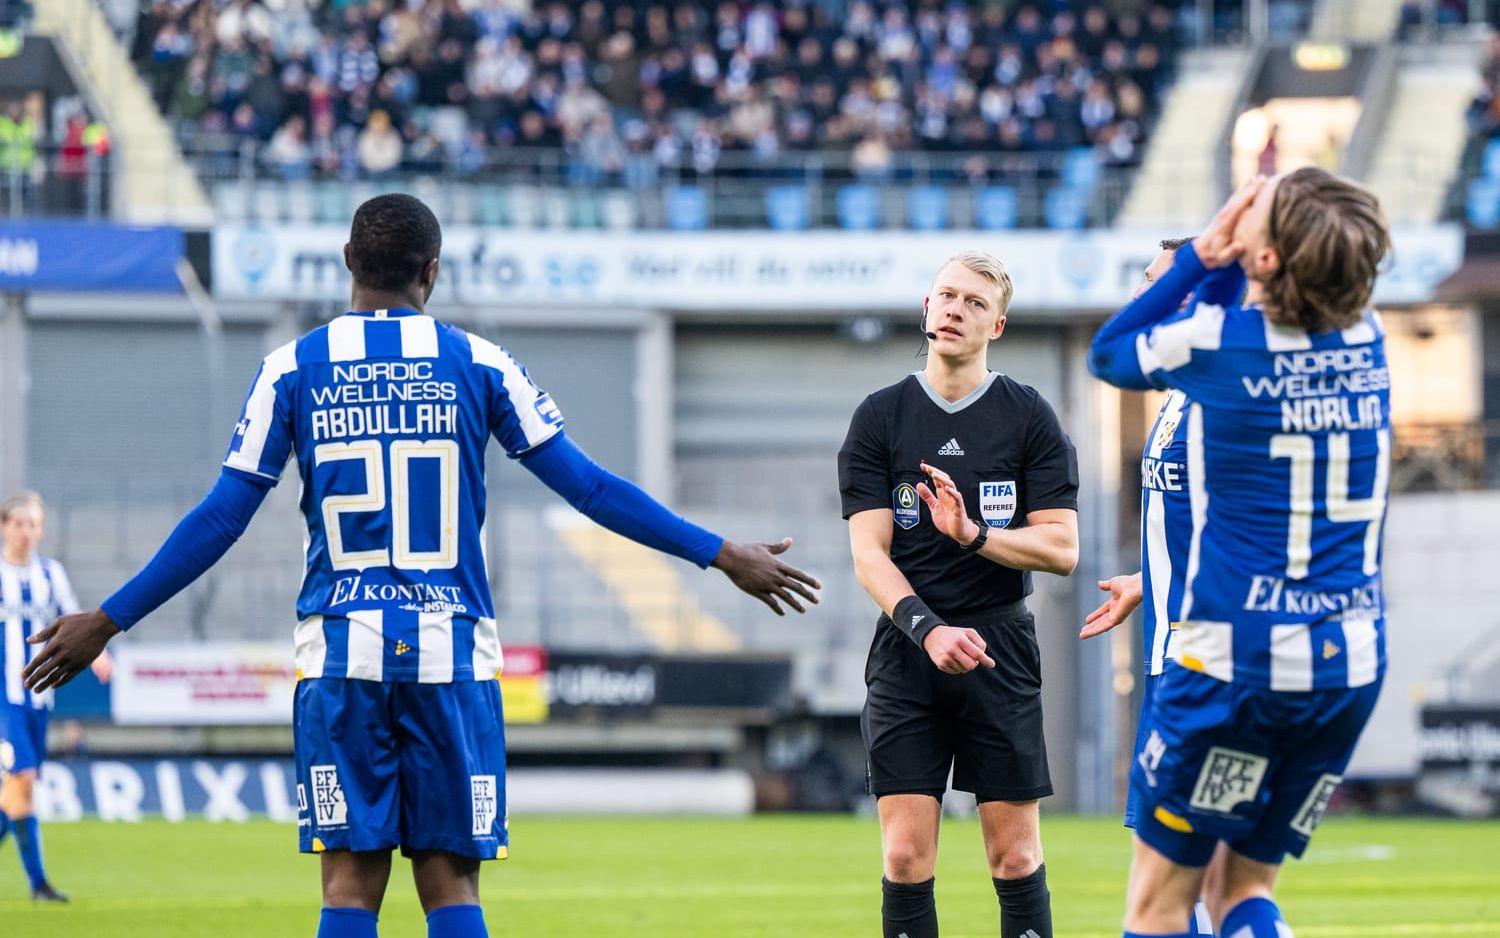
[[0, 705, 48, 775], [1123, 670, 1159, 830], [1130, 663, 1381, 867], [293, 678, 508, 860]]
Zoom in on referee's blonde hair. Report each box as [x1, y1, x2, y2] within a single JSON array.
[[0, 490, 44, 524], [941, 251, 1014, 317]]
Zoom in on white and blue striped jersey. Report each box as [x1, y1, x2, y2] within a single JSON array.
[[223, 307, 563, 684], [1, 556, 80, 709], [1139, 390, 1192, 676], [1112, 300, 1390, 690]]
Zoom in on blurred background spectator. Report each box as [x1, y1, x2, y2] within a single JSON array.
[[121, 0, 1182, 180]]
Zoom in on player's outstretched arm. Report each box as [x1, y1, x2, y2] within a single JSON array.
[[520, 432, 821, 616], [23, 471, 270, 692], [1080, 572, 1143, 639], [710, 538, 822, 617]]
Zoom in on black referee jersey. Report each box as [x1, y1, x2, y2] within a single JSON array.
[[837, 370, 1079, 619]]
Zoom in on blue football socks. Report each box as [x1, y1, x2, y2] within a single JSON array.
[[13, 816, 47, 891], [317, 907, 378, 938], [1221, 896, 1289, 937], [427, 904, 488, 937], [0, 811, 11, 849]]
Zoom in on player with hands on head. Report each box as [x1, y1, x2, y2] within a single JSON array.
[[1089, 169, 1393, 938], [839, 250, 1079, 938]]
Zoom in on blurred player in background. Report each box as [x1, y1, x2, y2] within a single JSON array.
[[0, 491, 112, 902], [22, 194, 821, 938], [839, 251, 1079, 938], [1081, 236, 1231, 938], [1088, 169, 1392, 938]]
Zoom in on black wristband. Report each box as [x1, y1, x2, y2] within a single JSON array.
[[959, 522, 988, 552], [892, 595, 942, 648]]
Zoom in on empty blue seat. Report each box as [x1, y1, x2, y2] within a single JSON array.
[[837, 184, 880, 230], [1483, 138, 1500, 180], [665, 185, 709, 230], [1044, 184, 1089, 229], [1061, 147, 1102, 191], [765, 185, 810, 230], [1467, 177, 1500, 229], [906, 185, 950, 231], [974, 186, 1019, 230]]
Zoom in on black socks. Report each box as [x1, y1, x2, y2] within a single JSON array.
[[882, 876, 939, 938], [994, 864, 1052, 938]]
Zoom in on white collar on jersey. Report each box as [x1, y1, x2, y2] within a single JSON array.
[[348, 307, 424, 319], [912, 370, 999, 415]]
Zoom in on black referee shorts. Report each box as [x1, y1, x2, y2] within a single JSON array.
[[860, 600, 1052, 803]]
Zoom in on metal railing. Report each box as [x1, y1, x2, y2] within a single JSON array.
[[0, 145, 111, 219], [184, 138, 1148, 230], [1392, 421, 1500, 492]]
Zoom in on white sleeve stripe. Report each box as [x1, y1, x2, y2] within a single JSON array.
[[467, 332, 560, 449], [1137, 303, 1225, 375], [225, 340, 298, 476], [399, 316, 439, 358], [46, 560, 76, 614], [223, 464, 281, 482], [328, 316, 366, 362]]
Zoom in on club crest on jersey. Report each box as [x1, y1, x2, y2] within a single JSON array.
[[471, 775, 499, 836], [311, 764, 348, 828], [1189, 747, 1268, 815], [893, 483, 920, 529], [979, 481, 1017, 528]]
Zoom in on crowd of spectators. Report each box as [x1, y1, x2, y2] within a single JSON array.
[[128, 0, 1185, 184]]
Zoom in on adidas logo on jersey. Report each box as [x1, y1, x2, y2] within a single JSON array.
[[938, 438, 964, 456]]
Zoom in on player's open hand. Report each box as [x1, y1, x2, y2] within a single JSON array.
[[1193, 175, 1264, 268], [22, 608, 121, 693], [922, 624, 996, 674], [1080, 572, 1143, 639], [713, 538, 822, 616], [917, 462, 980, 546]]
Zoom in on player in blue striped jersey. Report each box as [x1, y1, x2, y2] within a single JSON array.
[[1082, 238, 1216, 938], [0, 491, 112, 902], [1088, 170, 1392, 938], [22, 195, 821, 938]]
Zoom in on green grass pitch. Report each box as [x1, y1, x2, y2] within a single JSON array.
[[0, 815, 1496, 936]]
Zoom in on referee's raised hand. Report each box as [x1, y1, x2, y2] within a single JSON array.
[[712, 538, 822, 616], [916, 461, 981, 546]]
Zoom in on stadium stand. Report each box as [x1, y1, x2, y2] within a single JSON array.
[[1460, 35, 1500, 226], [115, 0, 1189, 229]]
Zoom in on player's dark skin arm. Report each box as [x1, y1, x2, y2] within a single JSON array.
[[712, 538, 822, 616], [22, 608, 119, 692]]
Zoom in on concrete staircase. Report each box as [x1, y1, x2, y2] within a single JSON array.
[[1116, 47, 1256, 228], [35, 0, 211, 224], [1311, 0, 1404, 42], [1364, 42, 1489, 224], [547, 507, 742, 652]]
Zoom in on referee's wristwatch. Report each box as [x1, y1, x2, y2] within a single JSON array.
[[959, 521, 988, 552]]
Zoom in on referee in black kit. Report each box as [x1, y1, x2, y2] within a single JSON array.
[[838, 251, 1079, 938]]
